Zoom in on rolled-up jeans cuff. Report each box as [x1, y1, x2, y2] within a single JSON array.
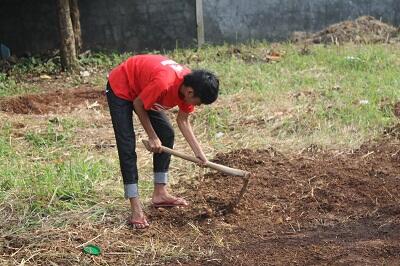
[[154, 172, 168, 184], [124, 183, 139, 199]]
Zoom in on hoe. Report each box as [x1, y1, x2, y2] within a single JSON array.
[[142, 140, 250, 211]]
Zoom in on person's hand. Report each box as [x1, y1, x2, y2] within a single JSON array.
[[149, 137, 162, 153], [195, 153, 208, 167]]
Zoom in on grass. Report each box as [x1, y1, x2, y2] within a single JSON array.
[[0, 73, 41, 97], [0, 42, 399, 264], [171, 43, 400, 148]]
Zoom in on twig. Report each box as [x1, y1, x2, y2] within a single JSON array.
[[383, 186, 394, 199], [10, 246, 24, 257], [361, 151, 374, 159], [392, 149, 400, 157], [75, 232, 104, 248], [105, 252, 132, 255], [18, 249, 46, 265], [47, 186, 59, 208]]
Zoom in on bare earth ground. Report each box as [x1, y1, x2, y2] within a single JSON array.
[[1, 88, 400, 265], [0, 87, 106, 115]]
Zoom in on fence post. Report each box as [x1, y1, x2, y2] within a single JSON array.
[[196, 0, 205, 47]]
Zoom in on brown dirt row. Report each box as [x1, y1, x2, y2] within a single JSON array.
[[0, 87, 107, 115]]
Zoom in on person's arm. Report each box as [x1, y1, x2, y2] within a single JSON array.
[[133, 97, 162, 153], [176, 110, 208, 164]]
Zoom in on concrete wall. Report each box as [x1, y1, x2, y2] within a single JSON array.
[[0, 0, 59, 55], [203, 0, 400, 43], [1, 0, 400, 55], [0, 0, 197, 55], [79, 0, 196, 52]]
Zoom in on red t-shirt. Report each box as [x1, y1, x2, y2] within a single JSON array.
[[108, 55, 194, 113]]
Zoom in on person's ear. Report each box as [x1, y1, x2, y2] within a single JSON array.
[[186, 87, 194, 97]]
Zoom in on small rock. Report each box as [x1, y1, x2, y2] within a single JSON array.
[[86, 101, 100, 109], [80, 70, 90, 77], [199, 207, 213, 218], [157, 207, 166, 212], [215, 132, 224, 138], [345, 56, 359, 61], [204, 207, 213, 216], [49, 117, 60, 124], [40, 74, 52, 80]]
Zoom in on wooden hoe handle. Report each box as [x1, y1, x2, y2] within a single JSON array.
[[142, 140, 249, 177]]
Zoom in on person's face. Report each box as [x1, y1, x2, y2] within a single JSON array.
[[183, 87, 202, 106]]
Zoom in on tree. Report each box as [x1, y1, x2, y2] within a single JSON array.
[[57, 0, 81, 71], [69, 0, 82, 53]]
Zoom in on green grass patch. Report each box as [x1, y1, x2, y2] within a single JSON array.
[[0, 119, 114, 219], [0, 73, 40, 97], [10, 56, 61, 76], [175, 43, 399, 144], [24, 118, 77, 149], [78, 51, 132, 69]]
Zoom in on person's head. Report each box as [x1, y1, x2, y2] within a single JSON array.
[[181, 70, 219, 106]]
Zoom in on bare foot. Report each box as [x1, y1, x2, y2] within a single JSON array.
[[128, 211, 149, 229], [128, 197, 149, 229], [151, 193, 188, 207], [152, 184, 189, 207]]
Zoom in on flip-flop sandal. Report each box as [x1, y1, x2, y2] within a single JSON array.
[[127, 219, 149, 230], [151, 198, 189, 208]]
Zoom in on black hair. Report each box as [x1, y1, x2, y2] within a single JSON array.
[[183, 70, 219, 104]]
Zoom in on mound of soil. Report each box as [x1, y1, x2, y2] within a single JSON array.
[[151, 140, 400, 265], [293, 16, 400, 44], [0, 87, 107, 114]]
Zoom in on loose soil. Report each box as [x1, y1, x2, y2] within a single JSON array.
[[0, 87, 107, 114], [293, 16, 400, 44], [152, 138, 400, 265]]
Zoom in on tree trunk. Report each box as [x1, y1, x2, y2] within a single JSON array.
[[69, 0, 82, 54], [57, 0, 78, 71]]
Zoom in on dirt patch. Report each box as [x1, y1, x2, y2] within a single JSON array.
[[223, 47, 283, 64], [156, 140, 400, 265], [0, 87, 107, 114], [293, 16, 400, 44], [1, 139, 399, 265]]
